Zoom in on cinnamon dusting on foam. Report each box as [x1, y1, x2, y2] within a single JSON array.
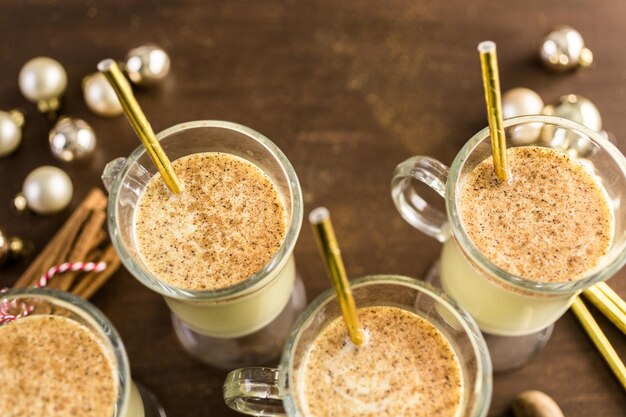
[[0, 315, 117, 417], [134, 152, 286, 291], [459, 146, 613, 283], [297, 306, 462, 417]]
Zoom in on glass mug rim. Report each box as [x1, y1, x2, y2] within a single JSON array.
[[446, 115, 626, 294], [107, 120, 303, 301], [278, 274, 492, 417], [0, 287, 131, 417]]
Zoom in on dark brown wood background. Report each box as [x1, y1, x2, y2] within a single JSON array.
[[1, 1, 625, 415]]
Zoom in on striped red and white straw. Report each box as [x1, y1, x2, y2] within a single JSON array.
[[0, 299, 34, 325], [0, 261, 108, 324], [35, 261, 107, 288]]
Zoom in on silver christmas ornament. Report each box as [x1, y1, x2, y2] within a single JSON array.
[[568, 134, 596, 159], [49, 117, 97, 162], [542, 94, 602, 157], [16, 166, 73, 215], [568, 129, 615, 159], [125, 45, 170, 86], [18, 57, 67, 114], [543, 94, 601, 131], [540, 26, 593, 72], [82, 72, 123, 117], [0, 109, 25, 157], [502, 88, 545, 145]]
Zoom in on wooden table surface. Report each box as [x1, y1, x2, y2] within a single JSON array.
[[1, 1, 625, 415]]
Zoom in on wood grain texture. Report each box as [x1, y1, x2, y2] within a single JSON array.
[[0, 1, 625, 416]]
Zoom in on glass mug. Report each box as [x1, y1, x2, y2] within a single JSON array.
[[391, 115, 626, 371], [223, 275, 492, 417], [0, 288, 165, 417], [103, 121, 305, 369]]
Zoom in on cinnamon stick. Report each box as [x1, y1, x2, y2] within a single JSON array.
[[14, 207, 90, 287], [55, 210, 106, 291], [14, 188, 107, 288], [90, 230, 107, 252], [73, 245, 120, 299], [13, 188, 118, 301], [86, 249, 103, 263]]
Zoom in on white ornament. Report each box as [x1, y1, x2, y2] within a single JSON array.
[[18, 57, 67, 113], [83, 72, 123, 117], [502, 88, 544, 119], [0, 110, 25, 157], [49, 117, 97, 162], [502, 88, 544, 145], [125, 45, 171, 86], [20, 166, 73, 215]]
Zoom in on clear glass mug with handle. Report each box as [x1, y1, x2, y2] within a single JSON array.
[[0, 288, 165, 417], [102, 120, 305, 369], [223, 275, 492, 417], [391, 115, 626, 371]]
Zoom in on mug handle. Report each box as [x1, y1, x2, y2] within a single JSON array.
[[223, 367, 286, 416], [391, 156, 451, 242], [101, 157, 127, 193]]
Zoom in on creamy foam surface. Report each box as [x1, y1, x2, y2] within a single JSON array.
[[134, 152, 286, 291], [297, 306, 462, 417], [0, 315, 116, 417], [459, 146, 613, 283]]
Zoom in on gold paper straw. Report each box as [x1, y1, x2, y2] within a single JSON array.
[[97, 59, 182, 194], [570, 297, 626, 391], [309, 207, 364, 346], [583, 286, 626, 335], [596, 282, 626, 315], [478, 41, 508, 181]]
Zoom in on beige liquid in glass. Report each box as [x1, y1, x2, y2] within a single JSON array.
[[441, 146, 614, 335], [134, 152, 295, 337], [135, 152, 286, 291], [0, 315, 117, 417], [297, 306, 462, 417]]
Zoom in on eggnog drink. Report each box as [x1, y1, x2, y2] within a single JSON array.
[[0, 315, 144, 417], [441, 146, 613, 335], [134, 152, 295, 337], [297, 306, 462, 417]]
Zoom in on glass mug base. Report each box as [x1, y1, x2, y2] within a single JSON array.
[[135, 382, 167, 417], [481, 326, 553, 373], [171, 276, 307, 369], [425, 260, 553, 372]]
